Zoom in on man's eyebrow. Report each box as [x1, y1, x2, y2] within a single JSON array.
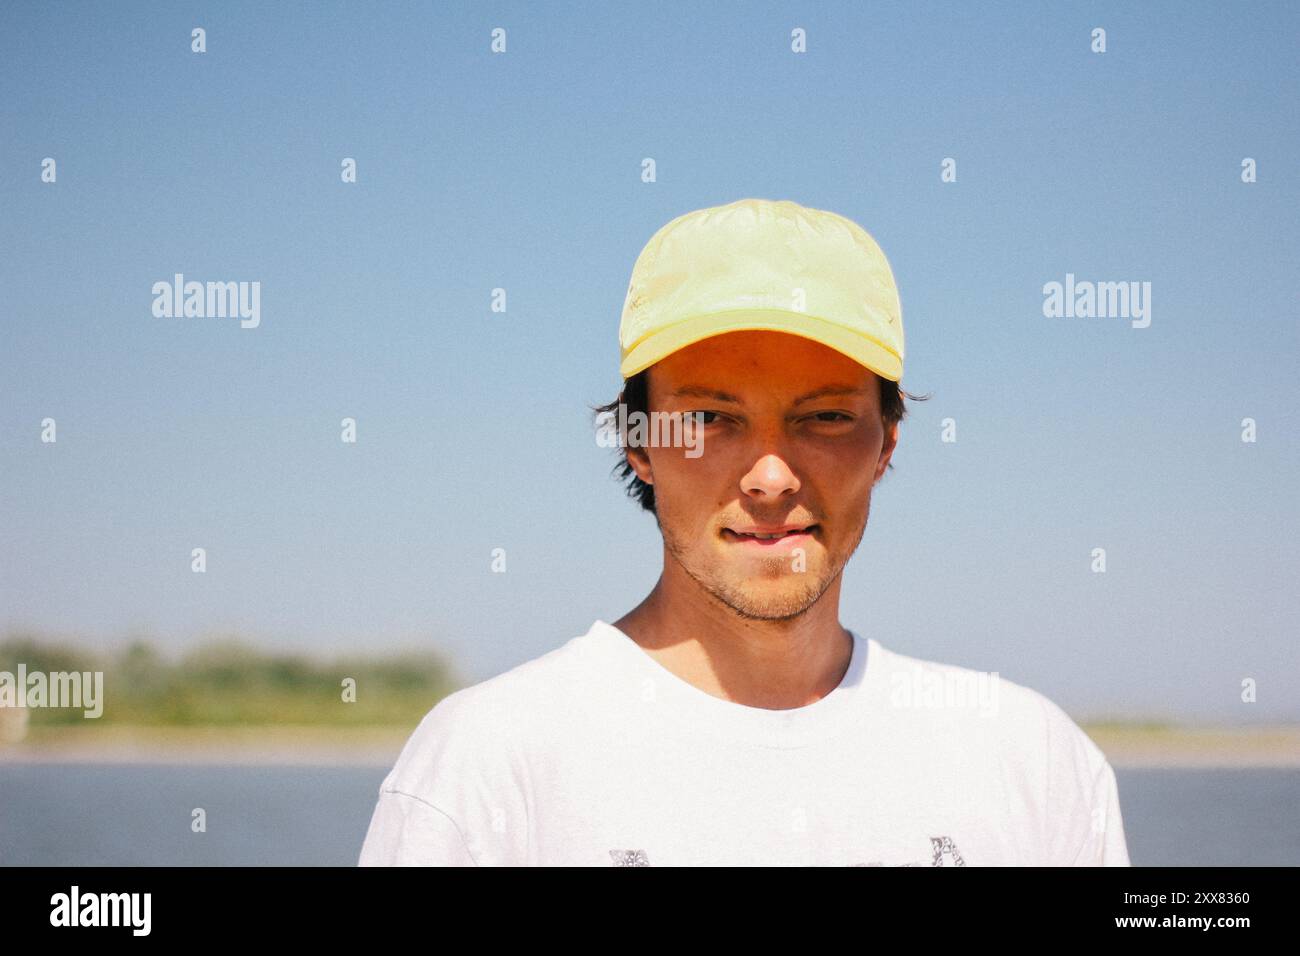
[[668, 385, 744, 403], [666, 384, 869, 404], [789, 385, 871, 405]]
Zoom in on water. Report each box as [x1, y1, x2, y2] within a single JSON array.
[[0, 764, 1295, 866]]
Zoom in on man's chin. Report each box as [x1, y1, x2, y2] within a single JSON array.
[[711, 577, 829, 621]]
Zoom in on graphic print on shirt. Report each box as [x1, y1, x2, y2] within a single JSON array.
[[609, 837, 967, 866], [609, 849, 651, 866], [852, 836, 967, 866], [929, 835, 966, 866]]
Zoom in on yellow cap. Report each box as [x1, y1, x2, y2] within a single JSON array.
[[619, 198, 904, 381]]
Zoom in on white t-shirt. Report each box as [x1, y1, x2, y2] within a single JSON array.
[[359, 619, 1131, 866]]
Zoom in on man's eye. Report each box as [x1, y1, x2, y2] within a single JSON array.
[[810, 412, 853, 422], [690, 411, 724, 425]]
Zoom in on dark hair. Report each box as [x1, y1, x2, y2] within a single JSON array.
[[589, 367, 931, 514]]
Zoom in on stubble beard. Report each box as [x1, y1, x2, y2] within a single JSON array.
[[656, 497, 873, 622]]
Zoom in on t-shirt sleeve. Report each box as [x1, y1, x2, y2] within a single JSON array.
[[358, 788, 478, 866], [1039, 695, 1133, 866], [356, 684, 532, 866], [1067, 758, 1131, 866]]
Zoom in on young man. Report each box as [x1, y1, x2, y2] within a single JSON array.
[[358, 198, 1131, 866]]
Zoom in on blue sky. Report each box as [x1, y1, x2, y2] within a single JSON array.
[[2, 1, 1297, 723]]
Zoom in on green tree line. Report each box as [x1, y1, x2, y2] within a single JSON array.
[[0, 632, 462, 726]]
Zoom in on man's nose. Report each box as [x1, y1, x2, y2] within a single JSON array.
[[740, 453, 801, 500]]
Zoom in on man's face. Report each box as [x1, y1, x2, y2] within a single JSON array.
[[626, 330, 899, 620]]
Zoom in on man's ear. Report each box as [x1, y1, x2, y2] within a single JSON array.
[[874, 420, 900, 483], [625, 445, 654, 485]]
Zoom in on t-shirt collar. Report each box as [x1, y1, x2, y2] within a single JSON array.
[[584, 618, 878, 749]]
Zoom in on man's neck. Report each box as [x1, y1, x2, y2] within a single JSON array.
[[610, 567, 853, 711]]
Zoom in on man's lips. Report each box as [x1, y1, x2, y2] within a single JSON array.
[[721, 524, 819, 547]]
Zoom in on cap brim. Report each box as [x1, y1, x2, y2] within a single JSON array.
[[620, 309, 902, 382]]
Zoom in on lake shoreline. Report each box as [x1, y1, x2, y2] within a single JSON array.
[[1, 723, 1298, 768]]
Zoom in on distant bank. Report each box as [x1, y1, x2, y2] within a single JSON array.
[[1, 722, 1298, 768]]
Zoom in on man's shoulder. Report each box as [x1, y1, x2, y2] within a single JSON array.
[[871, 640, 1111, 770], [868, 641, 1127, 865], [429, 629, 594, 717], [380, 626, 599, 795]]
